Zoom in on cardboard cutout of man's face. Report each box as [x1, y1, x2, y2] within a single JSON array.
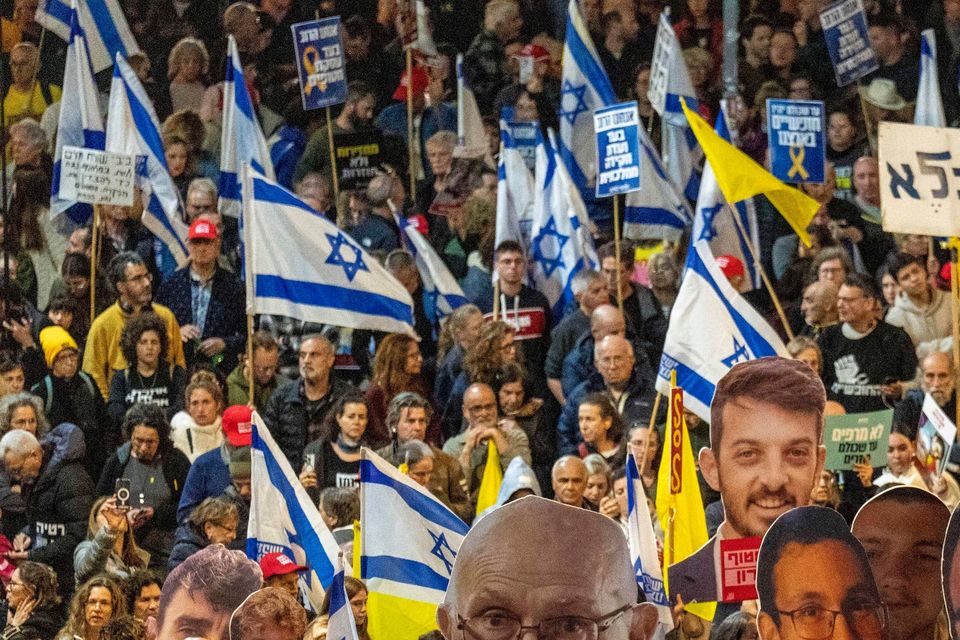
[[437, 496, 659, 640], [940, 504, 960, 640], [852, 487, 949, 640]]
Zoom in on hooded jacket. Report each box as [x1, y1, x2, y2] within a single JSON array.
[[169, 412, 223, 463], [25, 423, 95, 598], [885, 287, 953, 353]]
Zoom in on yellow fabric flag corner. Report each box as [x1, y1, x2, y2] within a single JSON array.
[[680, 97, 819, 247], [475, 439, 503, 514], [656, 381, 717, 621]]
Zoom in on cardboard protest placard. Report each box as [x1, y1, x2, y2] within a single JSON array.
[[720, 537, 762, 602], [879, 122, 960, 237], [507, 121, 538, 171], [853, 486, 949, 640], [58, 146, 136, 206], [757, 507, 883, 640], [918, 393, 957, 479], [334, 131, 384, 191], [819, 0, 878, 86], [823, 409, 892, 471], [594, 102, 642, 198], [766, 99, 826, 184], [291, 18, 347, 111]]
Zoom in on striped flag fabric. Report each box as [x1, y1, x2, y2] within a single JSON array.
[[326, 555, 361, 640], [36, 0, 140, 72]]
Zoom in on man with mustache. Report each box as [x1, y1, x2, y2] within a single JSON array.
[[668, 357, 826, 617]]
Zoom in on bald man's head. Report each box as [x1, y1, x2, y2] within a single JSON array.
[[438, 496, 658, 640], [463, 383, 498, 430], [551, 455, 588, 506], [801, 280, 839, 327], [591, 304, 626, 342], [595, 334, 634, 388], [853, 156, 880, 205]]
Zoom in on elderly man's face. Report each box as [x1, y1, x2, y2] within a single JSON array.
[[758, 540, 886, 640], [427, 143, 453, 177], [596, 341, 634, 387], [186, 189, 217, 220], [922, 354, 955, 407], [552, 459, 587, 506], [853, 498, 947, 640], [464, 387, 499, 431], [700, 398, 824, 538]]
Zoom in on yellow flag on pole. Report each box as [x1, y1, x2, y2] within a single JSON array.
[[680, 97, 819, 247], [475, 439, 503, 514], [656, 375, 716, 621]]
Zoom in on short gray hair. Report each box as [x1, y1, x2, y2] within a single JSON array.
[[0, 429, 40, 464], [9, 119, 46, 152], [570, 269, 603, 297], [398, 439, 433, 466], [186, 177, 217, 202], [425, 130, 456, 152], [551, 454, 586, 481], [366, 174, 394, 207], [0, 393, 49, 438]]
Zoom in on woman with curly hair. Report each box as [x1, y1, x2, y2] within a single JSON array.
[[442, 321, 517, 439], [0, 392, 49, 438], [108, 314, 188, 425], [364, 333, 432, 447], [57, 576, 126, 640], [1, 562, 63, 640]]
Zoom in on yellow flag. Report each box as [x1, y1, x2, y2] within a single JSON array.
[[656, 383, 716, 621], [475, 439, 503, 514], [680, 98, 819, 247]]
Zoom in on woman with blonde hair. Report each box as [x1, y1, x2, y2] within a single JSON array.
[[364, 334, 431, 447], [74, 497, 149, 586], [57, 576, 126, 640], [166, 38, 209, 115]]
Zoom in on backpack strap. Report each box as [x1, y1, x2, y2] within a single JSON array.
[[38, 81, 53, 106], [43, 376, 53, 413]]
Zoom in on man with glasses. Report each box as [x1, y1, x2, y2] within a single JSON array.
[[83, 252, 185, 398], [442, 383, 530, 505], [757, 506, 888, 640], [817, 273, 916, 414], [437, 495, 659, 640]]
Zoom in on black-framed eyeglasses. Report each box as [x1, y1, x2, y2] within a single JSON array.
[[777, 603, 887, 640], [457, 603, 634, 640]]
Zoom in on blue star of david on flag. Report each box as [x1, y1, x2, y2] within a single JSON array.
[[721, 337, 749, 368], [559, 80, 589, 126], [325, 232, 368, 281], [532, 217, 569, 277], [698, 203, 722, 242], [428, 529, 457, 574]]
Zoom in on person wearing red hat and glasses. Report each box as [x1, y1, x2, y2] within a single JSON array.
[[258, 552, 308, 600], [156, 219, 246, 375]]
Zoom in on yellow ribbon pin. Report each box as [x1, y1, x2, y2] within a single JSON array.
[[787, 145, 809, 180], [301, 46, 327, 96]]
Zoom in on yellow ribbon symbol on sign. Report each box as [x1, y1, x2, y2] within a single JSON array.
[[787, 145, 809, 180], [302, 46, 327, 97]]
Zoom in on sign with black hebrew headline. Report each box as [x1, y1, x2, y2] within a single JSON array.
[[58, 146, 136, 206]]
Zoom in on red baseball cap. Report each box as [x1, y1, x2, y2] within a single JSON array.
[[188, 218, 219, 241], [222, 405, 254, 447], [513, 44, 550, 61], [259, 552, 307, 579], [393, 67, 430, 101], [715, 254, 745, 279]]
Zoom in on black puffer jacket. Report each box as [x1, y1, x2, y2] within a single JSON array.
[[24, 423, 95, 600]]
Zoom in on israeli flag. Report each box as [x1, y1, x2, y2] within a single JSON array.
[[656, 240, 788, 421], [915, 29, 946, 128], [359, 448, 469, 601], [626, 454, 672, 634], [327, 555, 361, 640], [50, 0, 105, 228], [622, 125, 692, 242], [557, 0, 615, 211], [242, 167, 415, 336], [495, 119, 535, 251], [530, 129, 598, 316], [248, 412, 341, 609], [652, 12, 702, 201], [690, 107, 760, 289], [106, 54, 189, 267], [220, 35, 275, 218], [396, 212, 468, 326], [36, 0, 140, 73]]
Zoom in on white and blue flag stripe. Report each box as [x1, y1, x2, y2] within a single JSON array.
[[248, 412, 341, 610], [220, 35, 275, 218], [359, 449, 468, 601], [242, 168, 415, 336], [36, 0, 140, 72], [495, 120, 535, 253], [915, 29, 946, 128], [327, 555, 361, 640], [51, 0, 105, 228], [622, 125, 692, 242], [106, 54, 189, 267], [398, 215, 467, 327], [656, 240, 788, 421], [626, 453, 672, 633]]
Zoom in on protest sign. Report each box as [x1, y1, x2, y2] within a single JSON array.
[[334, 131, 384, 191], [819, 0, 878, 86], [918, 394, 957, 479], [647, 21, 674, 115], [58, 146, 136, 206], [291, 18, 347, 111], [766, 99, 825, 184], [508, 121, 538, 171], [879, 122, 960, 236], [823, 409, 892, 471], [594, 102, 641, 197], [720, 537, 761, 602]]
